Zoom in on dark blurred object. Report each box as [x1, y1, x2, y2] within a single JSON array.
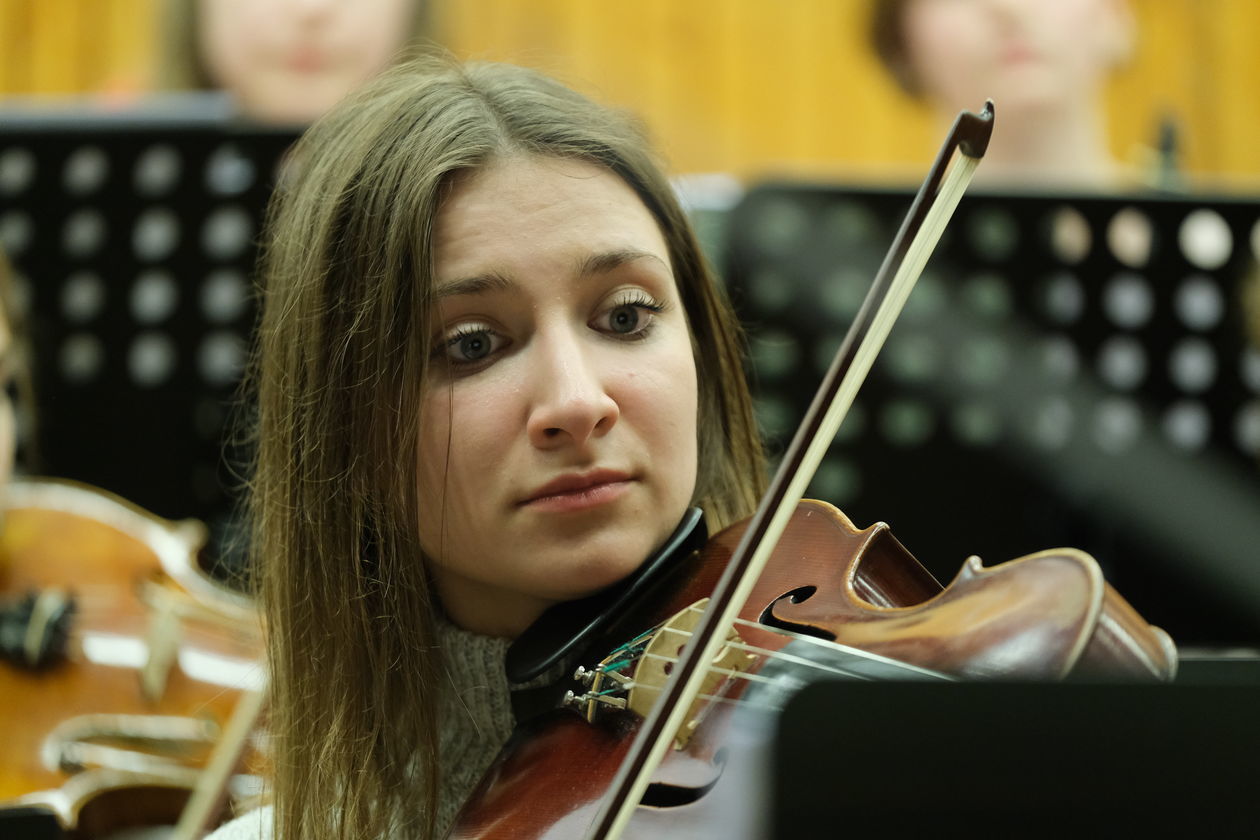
[[727, 182, 1260, 645], [1176, 647, 1260, 684], [0, 109, 296, 582], [1151, 112, 1183, 191], [0, 807, 63, 839], [772, 679, 1260, 837]]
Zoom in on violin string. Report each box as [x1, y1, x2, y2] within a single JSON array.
[[4, 600, 263, 653], [587, 647, 873, 717], [50, 608, 258, 641], [632, 652, 788, 687], [585, 682, 781, 715], [7, 584, 259, 634], [656, 602, 892, 673], [594, 614, 888, 704], [584, 658, 783, 713], [4, 584, 259, 634], [637, 635, 880, 685]]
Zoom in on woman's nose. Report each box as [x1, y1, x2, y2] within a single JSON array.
[[525, 336, 619, 450]]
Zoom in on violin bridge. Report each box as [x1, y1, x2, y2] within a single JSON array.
[[141, 601, 183, 702], [563, 600, 756, 746], [630, 599, 756, 749]]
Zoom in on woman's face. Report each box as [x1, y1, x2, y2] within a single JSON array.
[[420, 156, 700, 637], [198, 0, 414, 124], [899, 0, 1131, 114]]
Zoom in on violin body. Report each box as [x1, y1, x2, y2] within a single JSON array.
[[448, 500, 1176, 839], [0, 479, 264, 837]]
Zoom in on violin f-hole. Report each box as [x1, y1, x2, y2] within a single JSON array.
[[758, 586, 836, 641], [640, 747, 728, 808]]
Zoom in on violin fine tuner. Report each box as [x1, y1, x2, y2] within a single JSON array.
[[0, 588, 76, 668], [561, 599, 757, 751]]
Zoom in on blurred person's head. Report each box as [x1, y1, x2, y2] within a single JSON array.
[[160, 0, 426, 125], [871, 0, 1135, 186]]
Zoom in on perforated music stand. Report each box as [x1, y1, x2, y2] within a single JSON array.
[[0, 111, 297, 569], [725, 183, 1260, 643]]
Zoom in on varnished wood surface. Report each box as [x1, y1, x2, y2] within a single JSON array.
[[0, 481, 262, 831]]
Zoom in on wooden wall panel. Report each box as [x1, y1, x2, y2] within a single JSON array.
[[433, 0, 1259, 183], [1206, 0, 1260, 181], [101, 0, 160, 98], [0, 0, 155, 98], [3, 0, 1257, 181], [28, 0, 81, 94], [0, 1, 33, 95]]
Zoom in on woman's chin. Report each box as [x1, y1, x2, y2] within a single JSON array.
[[545, 553, 653, 603]]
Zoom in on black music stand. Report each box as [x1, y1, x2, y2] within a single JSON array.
[[0, 110, 297, 572], [772, 679, 1260, 837]]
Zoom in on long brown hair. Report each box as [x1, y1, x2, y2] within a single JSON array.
[[251, 53, 765, 839], [868, 0, 920, 97]]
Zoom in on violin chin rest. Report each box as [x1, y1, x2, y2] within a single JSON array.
[[506, 507, 707, 684]]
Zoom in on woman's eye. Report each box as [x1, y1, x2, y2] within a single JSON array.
[[608, 304, 642, 334], [442, 327, 502, 366], [601, 296, 665, 337]]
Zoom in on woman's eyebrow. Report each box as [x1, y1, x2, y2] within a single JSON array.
[[577, 249, 669, 277], [436, 250, 670, 299], [435, 271, 514, 299]]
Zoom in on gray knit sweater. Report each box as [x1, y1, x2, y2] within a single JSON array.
[[205, 618, 527, 840]]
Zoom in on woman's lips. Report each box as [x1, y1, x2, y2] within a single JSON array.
[[526, 480, 632, 513], [521, 475, 634, 513]]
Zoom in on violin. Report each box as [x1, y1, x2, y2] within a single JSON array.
[[446, 102, 1177, 839], [0, 478, 266, 838], [451, 501, 1174, 839]]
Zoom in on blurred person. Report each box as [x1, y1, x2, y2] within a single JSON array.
[[158, 0, 429, 125], [871, 0, 1135, 188]]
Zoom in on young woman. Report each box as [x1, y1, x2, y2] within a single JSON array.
[[208, 53, 766, 839]]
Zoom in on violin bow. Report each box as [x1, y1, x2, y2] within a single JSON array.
[[170, 682, 267, 840], [586, 101, 995, 840]]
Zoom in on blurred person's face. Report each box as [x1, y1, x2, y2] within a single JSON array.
[[899, 0, 1133, 115], [199, 0, 415, 124]]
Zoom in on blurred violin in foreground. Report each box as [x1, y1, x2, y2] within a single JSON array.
[[0, 478, 265, 838]]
